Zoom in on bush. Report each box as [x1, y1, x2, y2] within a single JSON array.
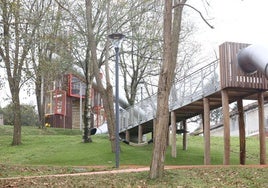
[[0, 104, 39, 126]]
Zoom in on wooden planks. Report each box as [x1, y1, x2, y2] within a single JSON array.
[[219, 42, 268, 90]]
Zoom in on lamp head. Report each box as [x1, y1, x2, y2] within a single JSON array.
[[108, 33, 125, 48]]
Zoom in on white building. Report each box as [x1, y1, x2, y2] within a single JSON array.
[[211, 102, 268, 137]]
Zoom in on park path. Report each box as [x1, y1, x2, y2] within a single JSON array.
[[1, 164, 267, 180]]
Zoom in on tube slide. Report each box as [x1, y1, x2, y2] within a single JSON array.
[[237, 44, 268, 77]]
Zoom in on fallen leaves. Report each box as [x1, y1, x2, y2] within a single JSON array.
[[0, 165, 267, 188]]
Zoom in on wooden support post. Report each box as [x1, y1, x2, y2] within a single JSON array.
[[171, 111, 177, 158], [182, 120, 187, 150], [166, 126, 170, 147], [138, 125, 143, 144], [237, 99, 246, 165], [152, 119, 155, 142], [221, 89, 230, 165], [258, 92, 266, 165], [201, 113, 204, 131], [203, 97, 211, 165], [125, 130, 130, 142]]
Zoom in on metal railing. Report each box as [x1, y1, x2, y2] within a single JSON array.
[[119, 60, 221, 132]]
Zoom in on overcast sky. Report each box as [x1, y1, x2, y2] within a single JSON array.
[[189, 0, 268, 54], [1, 0, 268, 107]]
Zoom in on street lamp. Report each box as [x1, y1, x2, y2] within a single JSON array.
[[108, 33, 125, 168]]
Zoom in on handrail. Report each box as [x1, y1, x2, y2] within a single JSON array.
[[119, 60, 220, 132]]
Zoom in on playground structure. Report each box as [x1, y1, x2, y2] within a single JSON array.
[[43, 42, 267, 165], [44, 74, 106, 129], [119, 42, 267, 165]]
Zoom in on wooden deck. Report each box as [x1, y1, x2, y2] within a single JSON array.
[[120, 88, 268, 138]]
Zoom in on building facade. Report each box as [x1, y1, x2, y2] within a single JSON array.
[[211, 102, 268, 137], [44, 73, 105, 129]]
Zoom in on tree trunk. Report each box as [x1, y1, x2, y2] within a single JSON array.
[[95, 0, 117, 153], [83, 80, 93, 143], [150, 0, 173, 179], [35, 74, 45, 128], [83, 0, 94, 143], [84, 0, 117, 150], [149, 0, 186, 179], [102, 83, 116, 152], [12, 87, 22, 145]]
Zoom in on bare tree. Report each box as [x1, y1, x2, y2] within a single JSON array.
[[30, 1, 73, 128], [149, 0, 214, 179], [54, 0, 161, 151], [120, 1, 163, 105], [150, 0, 186, 179], [0, 0, 47, 145], [120, 1, 203, 106]]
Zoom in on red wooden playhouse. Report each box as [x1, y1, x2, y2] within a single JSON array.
[[44, 74, 105, 129]]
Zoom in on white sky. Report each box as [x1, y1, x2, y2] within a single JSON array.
[[189, 0, 268, 54], [1, 0, 268, 107]]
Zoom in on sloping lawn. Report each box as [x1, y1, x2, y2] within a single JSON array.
[[0, 125, 267, 187], [0, 125, 265, 167]]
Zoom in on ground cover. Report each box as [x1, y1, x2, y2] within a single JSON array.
[[0, 125, 264, 167], [0, 125, 267, 187], [1, 166, 267, 187]]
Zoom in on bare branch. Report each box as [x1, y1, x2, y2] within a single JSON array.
[[173, 3, 214, 29]]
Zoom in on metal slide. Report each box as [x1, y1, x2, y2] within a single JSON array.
[[238, 44, 268, 77], [119, 60, 221, 133]]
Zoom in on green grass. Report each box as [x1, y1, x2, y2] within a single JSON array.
[[1, 125, 267, 187], [0, 125, 266, 167]]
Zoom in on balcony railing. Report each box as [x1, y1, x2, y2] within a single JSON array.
[[119, 60, 220, 132]]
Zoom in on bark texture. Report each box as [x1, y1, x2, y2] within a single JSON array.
[[149, 0, 186, 179]]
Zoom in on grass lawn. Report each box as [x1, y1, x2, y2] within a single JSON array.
[[0, 125, 267, 187], [0, 125, 265, 167]]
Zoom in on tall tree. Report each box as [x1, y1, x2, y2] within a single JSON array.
[[82, 0, 94, 143], [54, 0, 155, 151], [0, 0, 44, 145], [120, 1, 163, 105], [120, 1, 202, 106], [30, 0, 73, 128], [89, 0, 117, 151], [150, 0, 186, 179], [54, 0, 99, 143]]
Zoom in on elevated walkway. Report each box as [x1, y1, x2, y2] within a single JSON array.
[[119, 42, 268, 141], [119, 60, 221, 138]]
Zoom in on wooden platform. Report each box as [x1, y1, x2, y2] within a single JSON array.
[[120, 88, 268, 137], [120, 42, 267, 165], [121, 42, 268, 137]]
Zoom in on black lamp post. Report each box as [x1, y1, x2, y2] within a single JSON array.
[[108, 33, 125, 168]]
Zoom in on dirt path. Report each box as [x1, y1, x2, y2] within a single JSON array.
[[1, 164, 267, 180]]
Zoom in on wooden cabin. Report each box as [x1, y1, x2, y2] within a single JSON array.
[[44, 73, 105, 129]]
